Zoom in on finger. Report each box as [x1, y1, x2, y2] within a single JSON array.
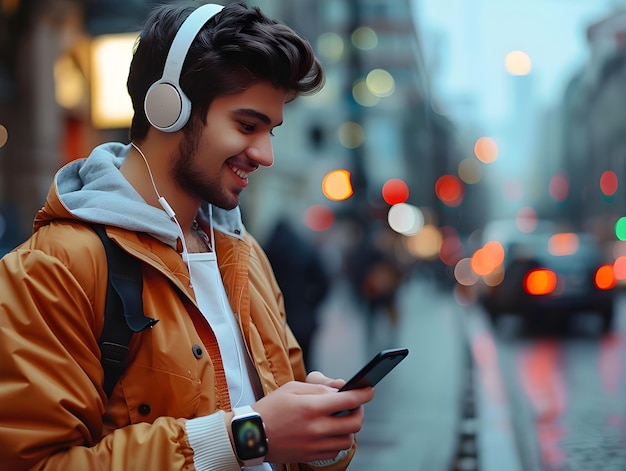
[[306, 370, 326, 383], [306, 371, 343, 391], [308, 434, 355, 458], [324, 388, 373, 417], [326, 378, 346, 389]]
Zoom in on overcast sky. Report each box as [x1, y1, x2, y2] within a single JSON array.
[[413, 0, 617, 126]]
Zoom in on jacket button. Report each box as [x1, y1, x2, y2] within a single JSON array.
[[138, 403, 151, 416], [192, 344, 203, 359]]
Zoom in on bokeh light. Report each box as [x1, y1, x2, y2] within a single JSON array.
[[600, 170, 618, 196], [352, 79, 379, 107], [549, 174, 569, 201], [351, 26, 378, 50], [483, 241, 505, 266], [458, 158, 482, 184], [524, 269, 556, 295], [474, 137, 498, 163], [382, 178, 409, 205], [613, 256, 626, 281], [439, 227, 464, 266], [454, 258, 479, 286], [366, 69, 395, 97], [90, 32, 137, 128], [471, 241, 504, 277], [388, 203, 423, 236], [0, 125, 7, 148], [471, 248, 493, 277], [303, 204, 334, 232], [435, 174, 464, 207], [322, 169, 353, 201], [483, 265, 505, 287], [548, 233, 578, 256], [338, 121, 364, 148], [54, 55, 86, 109], [404, 224, 442, 260], [516, 207, 538, 232], [612, 240, 626, 258], [317, 32, 344, 63], [505, 50, 532, 76], [615, 217, 626, 241], [595, 265, 616, 290]]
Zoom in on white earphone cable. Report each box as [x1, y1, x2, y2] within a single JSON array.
[[130, 142, 192, 277]]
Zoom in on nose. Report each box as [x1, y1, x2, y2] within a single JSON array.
[[246, 133, 274, 168]]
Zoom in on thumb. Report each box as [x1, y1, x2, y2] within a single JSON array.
[[306, 371, 345, 389]]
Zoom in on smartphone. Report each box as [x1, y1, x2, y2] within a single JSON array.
[[339, 348, 409, 391], [333, 347, 409, 416]]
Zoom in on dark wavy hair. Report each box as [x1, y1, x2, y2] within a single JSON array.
[[127, 1, 325, 141]]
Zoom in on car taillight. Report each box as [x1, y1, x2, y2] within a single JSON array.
[[595, 264, 616, 290], [524, 268, 557, 295]]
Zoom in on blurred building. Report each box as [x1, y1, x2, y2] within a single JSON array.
[[243, 0, 446, 241], [556, 9, 626, 240]]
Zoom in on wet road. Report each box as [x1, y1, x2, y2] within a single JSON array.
[[311, 275, 626, 470], [465, 292, 626, 471]]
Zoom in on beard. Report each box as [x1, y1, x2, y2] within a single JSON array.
[[173, 124, 239, 210]]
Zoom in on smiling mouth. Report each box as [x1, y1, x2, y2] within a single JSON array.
[[228, 163, 251, 182]]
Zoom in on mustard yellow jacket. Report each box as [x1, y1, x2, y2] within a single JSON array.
[[0, 148, 356, 470]]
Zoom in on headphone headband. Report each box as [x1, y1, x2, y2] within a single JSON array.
[[144, 4, 224, 133]]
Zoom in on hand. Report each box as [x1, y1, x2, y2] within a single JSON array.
[[252, 376, 374, 464]]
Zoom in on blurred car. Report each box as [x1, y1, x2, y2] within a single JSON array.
[[479, 231, 616, 332]]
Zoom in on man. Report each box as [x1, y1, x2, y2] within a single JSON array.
[[0, 2, 373, 470]]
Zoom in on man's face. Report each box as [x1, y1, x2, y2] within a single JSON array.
[[173, 82, 286, 210]]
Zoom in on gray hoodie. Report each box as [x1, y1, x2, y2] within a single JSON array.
[[55, 141, 245, 248]]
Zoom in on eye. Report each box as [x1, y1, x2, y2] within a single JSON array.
[[241, 122, 255, 133], [240, 121, 275, 137]]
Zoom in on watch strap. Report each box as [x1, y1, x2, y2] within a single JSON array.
[[232, 405, 256, 417]]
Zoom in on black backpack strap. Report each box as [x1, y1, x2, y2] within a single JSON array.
[[91, 224, 158, 398]]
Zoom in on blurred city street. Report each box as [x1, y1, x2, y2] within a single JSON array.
[[311, 272, 626, 471]]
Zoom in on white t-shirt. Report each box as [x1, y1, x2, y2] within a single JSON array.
[[188, 252, 274, 471]]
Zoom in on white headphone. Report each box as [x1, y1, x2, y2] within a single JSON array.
[[144, 4, 223, 133]]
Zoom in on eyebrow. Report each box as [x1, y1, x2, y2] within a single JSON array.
[[233, 109, 283, 127]]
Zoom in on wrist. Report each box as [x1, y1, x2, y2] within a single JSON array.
[[230, 405, 269, 467]]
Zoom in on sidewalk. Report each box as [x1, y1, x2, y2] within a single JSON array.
[[310, 275, 466, 470]]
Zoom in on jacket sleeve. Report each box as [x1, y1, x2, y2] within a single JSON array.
[[0, 248, 205, 471]]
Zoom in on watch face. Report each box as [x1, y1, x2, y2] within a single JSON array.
[[232, 416, 268, 460]]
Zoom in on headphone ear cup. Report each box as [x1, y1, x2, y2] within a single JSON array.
[[144, 80, 192, 133], [143, 4, 222, 133]]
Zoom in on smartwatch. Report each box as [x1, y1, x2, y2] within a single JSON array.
[[231, 405, 269, 467]]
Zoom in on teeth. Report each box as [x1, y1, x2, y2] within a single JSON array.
[[230, 165, 249, 179]]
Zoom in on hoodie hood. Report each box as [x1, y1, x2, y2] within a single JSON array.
[[36, 142, 245, 249]]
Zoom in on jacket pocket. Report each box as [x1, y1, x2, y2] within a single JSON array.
[[121, 364, 202, 424]]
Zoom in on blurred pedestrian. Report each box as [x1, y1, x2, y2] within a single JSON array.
[[265, 218, 331, 370], [346, 221, 404, 341]]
